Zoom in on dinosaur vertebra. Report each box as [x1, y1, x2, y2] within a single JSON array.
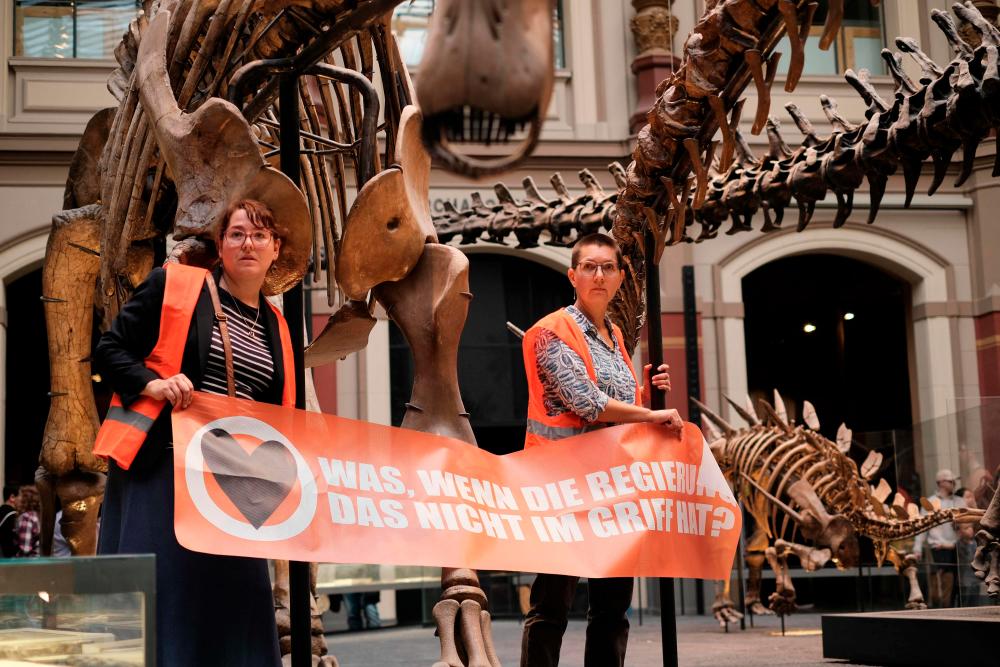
[[433, 3, 1000, 356]]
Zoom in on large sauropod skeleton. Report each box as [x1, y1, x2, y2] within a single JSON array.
[[40, 1, 533, 664], [434, 2, 1000, 349], [692, 393, 983, 622], [40, 0, 998, 664]]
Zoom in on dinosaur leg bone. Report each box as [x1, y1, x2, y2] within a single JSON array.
[[899, 553, 927, 610], [774, 538, 831, 572], [41, 206, 104, 478], [373, 246, 496, 665], [745, 550, 774, 616], [765, 545, 797, 615], [373, 244, 475, 442], [711, 578, 745, 627]]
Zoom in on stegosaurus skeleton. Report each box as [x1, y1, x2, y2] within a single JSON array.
[[695, 392, 983, 619]]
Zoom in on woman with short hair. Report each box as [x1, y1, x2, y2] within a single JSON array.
[[519, 232, 681, 667]]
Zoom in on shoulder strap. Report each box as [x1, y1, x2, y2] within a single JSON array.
[[204, 276, 236, 398]]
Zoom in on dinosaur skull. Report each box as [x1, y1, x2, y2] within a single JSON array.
[[416, 0, 555, 177], [824, 515, 860, 568]]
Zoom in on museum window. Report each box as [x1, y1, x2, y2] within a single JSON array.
[[775, 0, 885, 76], [13, 0, 141, 59], [392, 0, 566, 70]]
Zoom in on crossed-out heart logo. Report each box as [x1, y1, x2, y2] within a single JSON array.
[[184, 416, 317, 541]]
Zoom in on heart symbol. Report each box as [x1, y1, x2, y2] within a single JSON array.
[[201, 428, 296, 529]]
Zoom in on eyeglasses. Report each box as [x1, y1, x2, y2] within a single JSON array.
[[224, 229, 273, 247], [576, 261, 620, 277]]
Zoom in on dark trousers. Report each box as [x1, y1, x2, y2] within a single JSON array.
[[520, 574, 632, 667]]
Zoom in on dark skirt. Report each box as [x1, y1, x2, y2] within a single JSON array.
[[98, 439, 281, 667]]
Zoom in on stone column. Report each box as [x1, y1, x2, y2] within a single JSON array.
[[629, 0, 682, 133]]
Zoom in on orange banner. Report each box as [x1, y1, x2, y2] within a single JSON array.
[[172, 392, 741, 579]]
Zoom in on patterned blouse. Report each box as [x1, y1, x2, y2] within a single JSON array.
[[531, 305, 637, 438]]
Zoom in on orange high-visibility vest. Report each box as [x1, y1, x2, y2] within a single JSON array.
[[93, 263, 296, 469], [522, 308, 641, 449]]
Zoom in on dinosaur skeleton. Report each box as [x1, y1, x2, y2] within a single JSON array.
[[434, 2, 1000, 354], [693, 3, 1000, 242], [693, 391, 983, 621], [40, 1, 499, 665], [39, 0, 1000, 664]]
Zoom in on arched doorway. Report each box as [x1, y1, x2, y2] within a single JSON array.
[[713, 225, 965, 497], [743, 253, 913, 436], [742, 253, 918, 497], [4, 268, 49, 486], [389, 253, 572, 454], [0, 231, 49, 483]]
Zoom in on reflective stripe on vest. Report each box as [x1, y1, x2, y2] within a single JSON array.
[[94, 264, 207, 469], [521, 309, 641, 449], [94, 264, 296, 469]]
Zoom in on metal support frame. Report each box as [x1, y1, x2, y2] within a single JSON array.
[[229, 58, 381, 187], [279, 73, 311, 667], [645, 228, 678, 667], [229, 27, 389, 663], [682, 265, 706, 617]]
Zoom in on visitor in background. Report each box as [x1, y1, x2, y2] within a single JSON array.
[[0, 484, 19, 558], [51, 510, 72, 557], [912, 469, 966, 607], [15, 485, 40, 557], [345, 592, 381, 630], [956, 486, 977, 509], [956, 522, 984, 606]]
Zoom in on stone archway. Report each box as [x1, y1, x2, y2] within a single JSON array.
[[712, 224, 966, 487], [0, 230, 49, 481]]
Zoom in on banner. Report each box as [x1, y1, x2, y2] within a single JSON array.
[[172, 392, 741, 579]]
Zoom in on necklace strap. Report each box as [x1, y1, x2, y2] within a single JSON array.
[[205, 276, 236, 398]]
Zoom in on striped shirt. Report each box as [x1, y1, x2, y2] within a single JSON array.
[[202, 288, 274, 400]]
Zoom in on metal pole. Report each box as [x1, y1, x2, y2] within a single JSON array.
[[638, 578, 644, 626], [735, 509, 747, 631], [645, 229, 678, 667], [681, 266, 705, 616], [279, 74, 311, 667]]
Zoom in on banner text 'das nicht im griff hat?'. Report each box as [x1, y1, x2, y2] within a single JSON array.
[[172, 392, 741, 579]]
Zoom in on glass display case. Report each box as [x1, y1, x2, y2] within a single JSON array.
[[0, 555, 154, 666]]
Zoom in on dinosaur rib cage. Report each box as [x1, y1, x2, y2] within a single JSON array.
[[702, 400, 979, 564], [720, 425, 862, 543], [97, 0, 407, 323]]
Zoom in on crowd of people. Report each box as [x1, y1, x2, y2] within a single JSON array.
[[0, 483, 40, 558], [910, 467, 997, 608]]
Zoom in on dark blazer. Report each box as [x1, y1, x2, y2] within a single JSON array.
[[95, 266, 287, 471]]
